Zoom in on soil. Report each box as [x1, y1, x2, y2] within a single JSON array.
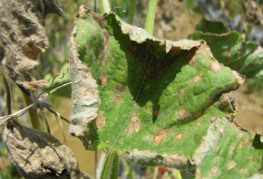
[[233, 85, 263, 135], [49, 97, 99, 178], [0, 157, 10, 174]]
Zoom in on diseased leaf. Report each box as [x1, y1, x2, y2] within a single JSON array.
[[0, 0, 63, 91], [1, 120, 89, 179], [189, 22, 263, 78], [70, 7, 244, 168], [194, 117, 263, 179]]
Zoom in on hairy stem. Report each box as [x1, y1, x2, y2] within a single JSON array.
[[100, 151, 119, 179], [128, 0, 137, 24], [145, 0, 159, 35], [98, 0, 111, 14]]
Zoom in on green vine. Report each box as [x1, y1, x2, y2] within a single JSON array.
[[128, 0, 138, 24], [145, 0, 159, 34], [99, 0, 111, 14], [100, 151, 119, 179]]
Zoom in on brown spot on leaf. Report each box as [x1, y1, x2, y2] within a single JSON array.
[[101, 74, 108, 85], [192, 76, 202, 83], [134, 103, 139, 108], [232, 71, 245, 85], [238, 133, 243, 139], [126, 115, 141, 134], [239, 168, 247, 174], [238, 139, 250, 147], [153, 129, 169, 145], [214, 156, 220, 163], [211, 61, 222, 72], [179, 88, 185, 94], [145, 135, 152, 141], [113, 96, 121, 104], [177, 109, 191, 120], [154, 110, 160, 116], [228, 160, 236, 170], [116, 83, 123, 90], [211, 167, 218, 176], [211, 117, 217, 123], [196, 122, 201, 127], [230, 147, 235, 156], [95, 111, 105, 129], [175, 134, 184, 141]]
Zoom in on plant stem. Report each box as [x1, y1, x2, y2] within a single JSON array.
[[100, 151, 119, 179], [22, 93, 41, 130], [145, 0, 159, 35], [2, 75, 11, 115], [128, 0, 137, 24], [153, 167, 158, 179], [98, 0, 111, 14], [95, 151, 97, 179], [128, 163, 136, 179], [94, 0, 97, 12]]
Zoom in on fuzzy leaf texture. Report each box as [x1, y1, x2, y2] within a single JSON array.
[[69, 7, 262, 177]]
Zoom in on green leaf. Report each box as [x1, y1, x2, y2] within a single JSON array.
[[189, 23, 263, 78], [44, 63, 71, 97], [196, 18, 229, 34], [70, 7, 244, 168], [194, 117, 263, 178]]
